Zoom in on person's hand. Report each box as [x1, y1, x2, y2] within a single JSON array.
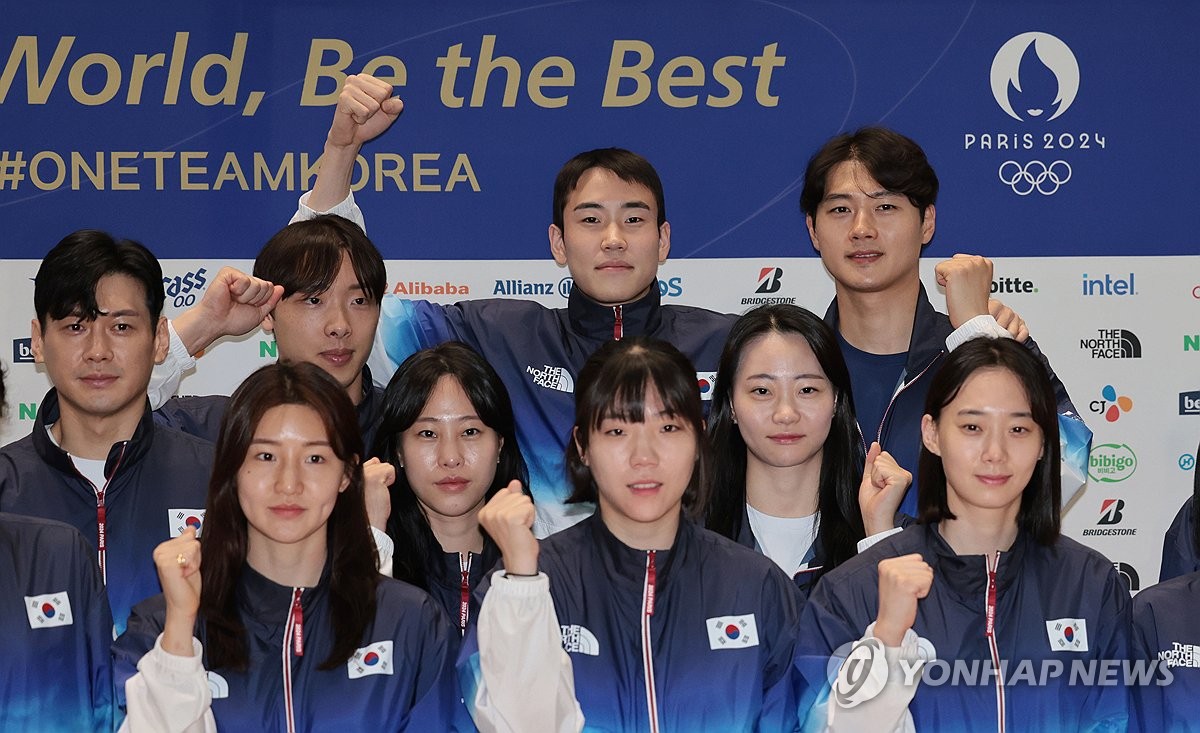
[[362, 457, 396, 531], [152, 528, 202, 656], [174, 267, 283, 355], [858, 442, 912, 536], [874, 554, 933, 646], [935, 254, 992, 329], [988, 298, 1029, 342], [327, 74, 405, 150], [478, 481, 538, 576]]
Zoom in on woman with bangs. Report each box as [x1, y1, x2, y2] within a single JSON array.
[[705, 304, 911, 598], [794, 338, 1130, 733], [371, 341, 530, 633], [114, 362, 465, 732], [459, 337, 802, 732]]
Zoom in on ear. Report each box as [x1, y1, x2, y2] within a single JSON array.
[[30, 318, 45, 363], [549, 224, 568, 266], [920, 204, 937, 245], [261, 312, 275, 334], [806, 214, 821, 253], [496, 435, 504, 463], [920, 414, 941, 456], [341, 458, 357, 493], [572, 426, 587, 466], [657, 221, 671, 263], [152, 316, 169, 364]]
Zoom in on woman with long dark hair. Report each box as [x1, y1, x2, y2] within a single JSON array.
[[461, 337, 802, 732], [113, 362, 463, 731], [706, 304, 909, 595], [795, 338, 1129, 732], [371, 341, 528, 632]]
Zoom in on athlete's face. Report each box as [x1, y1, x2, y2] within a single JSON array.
[[549, 168, 670, 307], [921, 367, 1044, 523], [807, 161, 935, 298], [265, 254, 380, 405], [578, 387, 696, 549]]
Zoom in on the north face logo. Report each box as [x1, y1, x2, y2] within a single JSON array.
[[528, 364, 574, 392]]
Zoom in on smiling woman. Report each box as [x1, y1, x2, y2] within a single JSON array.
[[460, 337, 803, 732], [112, 362, 466, 732]]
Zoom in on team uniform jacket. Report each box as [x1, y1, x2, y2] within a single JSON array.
[[461, 514, 803, 732], [152, 364, 386, 453], [296, 194, 734, 537], [113, 563, 469, 732], [795, 523, 1130, 733], [732, 505, 825, 599], [0, 513, 114, 732], [822, 286, 1092, 518], [0, 389, 214, 633], [1131, 570, 1200, 732], [422, 539, 501, 634], [1157, 440, 1199, 582]]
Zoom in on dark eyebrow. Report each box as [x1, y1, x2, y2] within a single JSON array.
[[744, 373, 829, 381], [957, 408, 1034, 418], [573, 201, 652, 212], [250, 438, 334, 448], [822, 190, 897, 203]]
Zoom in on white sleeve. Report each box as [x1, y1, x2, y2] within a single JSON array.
[[147, 321, 197, 410], [371, 526, 394, 577], [823, 622, 930, 733], [291, 190, 367, 232], [856, 527, 904, 554], [944, 314, 1013, 352], [472, 571, 584, 733], [120, 635, 217, 733]]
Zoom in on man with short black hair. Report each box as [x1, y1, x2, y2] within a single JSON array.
[[0, 230, 215, 633]]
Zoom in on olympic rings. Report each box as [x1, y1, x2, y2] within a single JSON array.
[[998, 160, 1072, 195]]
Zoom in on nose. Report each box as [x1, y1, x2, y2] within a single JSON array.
[[326, 300, 351, 339], [981, 431, 1007, 464], [275, 457, 300, 496], [850, 207, 876, 240], [438, 436, 463, 468], [629, 427, 659, 468], [601, 222, 627, 251], [773, 395, 800, 425], [85, 327, 113, 363]]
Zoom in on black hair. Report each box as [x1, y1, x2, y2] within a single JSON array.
[[566, 337, 709, 519], [917, 338, 1061, 545], [371, 342, 529, 592], [199, 362, 376, 671], [553, 148, 666, 231], [706, 305, 864, 577], [254, 215, 387, 305], [34, 230, 165, 327]]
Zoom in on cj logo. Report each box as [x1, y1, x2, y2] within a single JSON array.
[[991, 32, 1079, 121]]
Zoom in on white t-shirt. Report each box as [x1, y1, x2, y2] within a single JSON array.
[[745, 503, 818, 578]]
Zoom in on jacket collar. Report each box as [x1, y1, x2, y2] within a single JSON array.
[[31, 387, 156, 485], [584, 510, 689, 591], [822, 282, 951, 380], [567, 284, 663, 339], [357, 363, 384, 454], [921, 522, 1029, 605], [236, 557, 332, 626]]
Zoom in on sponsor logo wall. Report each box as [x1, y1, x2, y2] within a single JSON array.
[[2, 2, 1198, 587]]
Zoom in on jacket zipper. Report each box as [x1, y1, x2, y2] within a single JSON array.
[[641, 550, 660, 733], [459, 552, 472, 633], [874, 354, 942, 444], [613, 305, 624, 340], [282, 587, 305, 733], [78, 442, 127, 585], [985, 552, 1005, 733]]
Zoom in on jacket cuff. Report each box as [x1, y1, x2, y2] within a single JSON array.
[[944, 314, 1012, 352]]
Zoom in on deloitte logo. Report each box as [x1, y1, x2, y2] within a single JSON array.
[[990, 32, 1079, 122], [1088, 444, 1137, 483], [991, 276, 1037, 294]]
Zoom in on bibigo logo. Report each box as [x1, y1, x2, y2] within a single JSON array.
[[1088, 443, 1137, 483], [990, 32, 1079, 122]]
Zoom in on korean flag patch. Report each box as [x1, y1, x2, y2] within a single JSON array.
[[25, 592, 73, 628], [1045, 618, 1089, 652], [707, 614, 759, 650], [348, 641, 394, 679], [696, 372, 718, 401], [169, 509, 206, 538]]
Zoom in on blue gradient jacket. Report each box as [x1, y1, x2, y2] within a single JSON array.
[[113, 563, 470, 731], [0, 389, 213, 633], [795, 523, 1130, 733], [462, 514, 803, 732], [1131, 570, 1200, 732], [372, 288, 734, 536], [1160, 498, 1199, 583], [0, 513, 113, 733], [822, 286, 1092, 518]]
